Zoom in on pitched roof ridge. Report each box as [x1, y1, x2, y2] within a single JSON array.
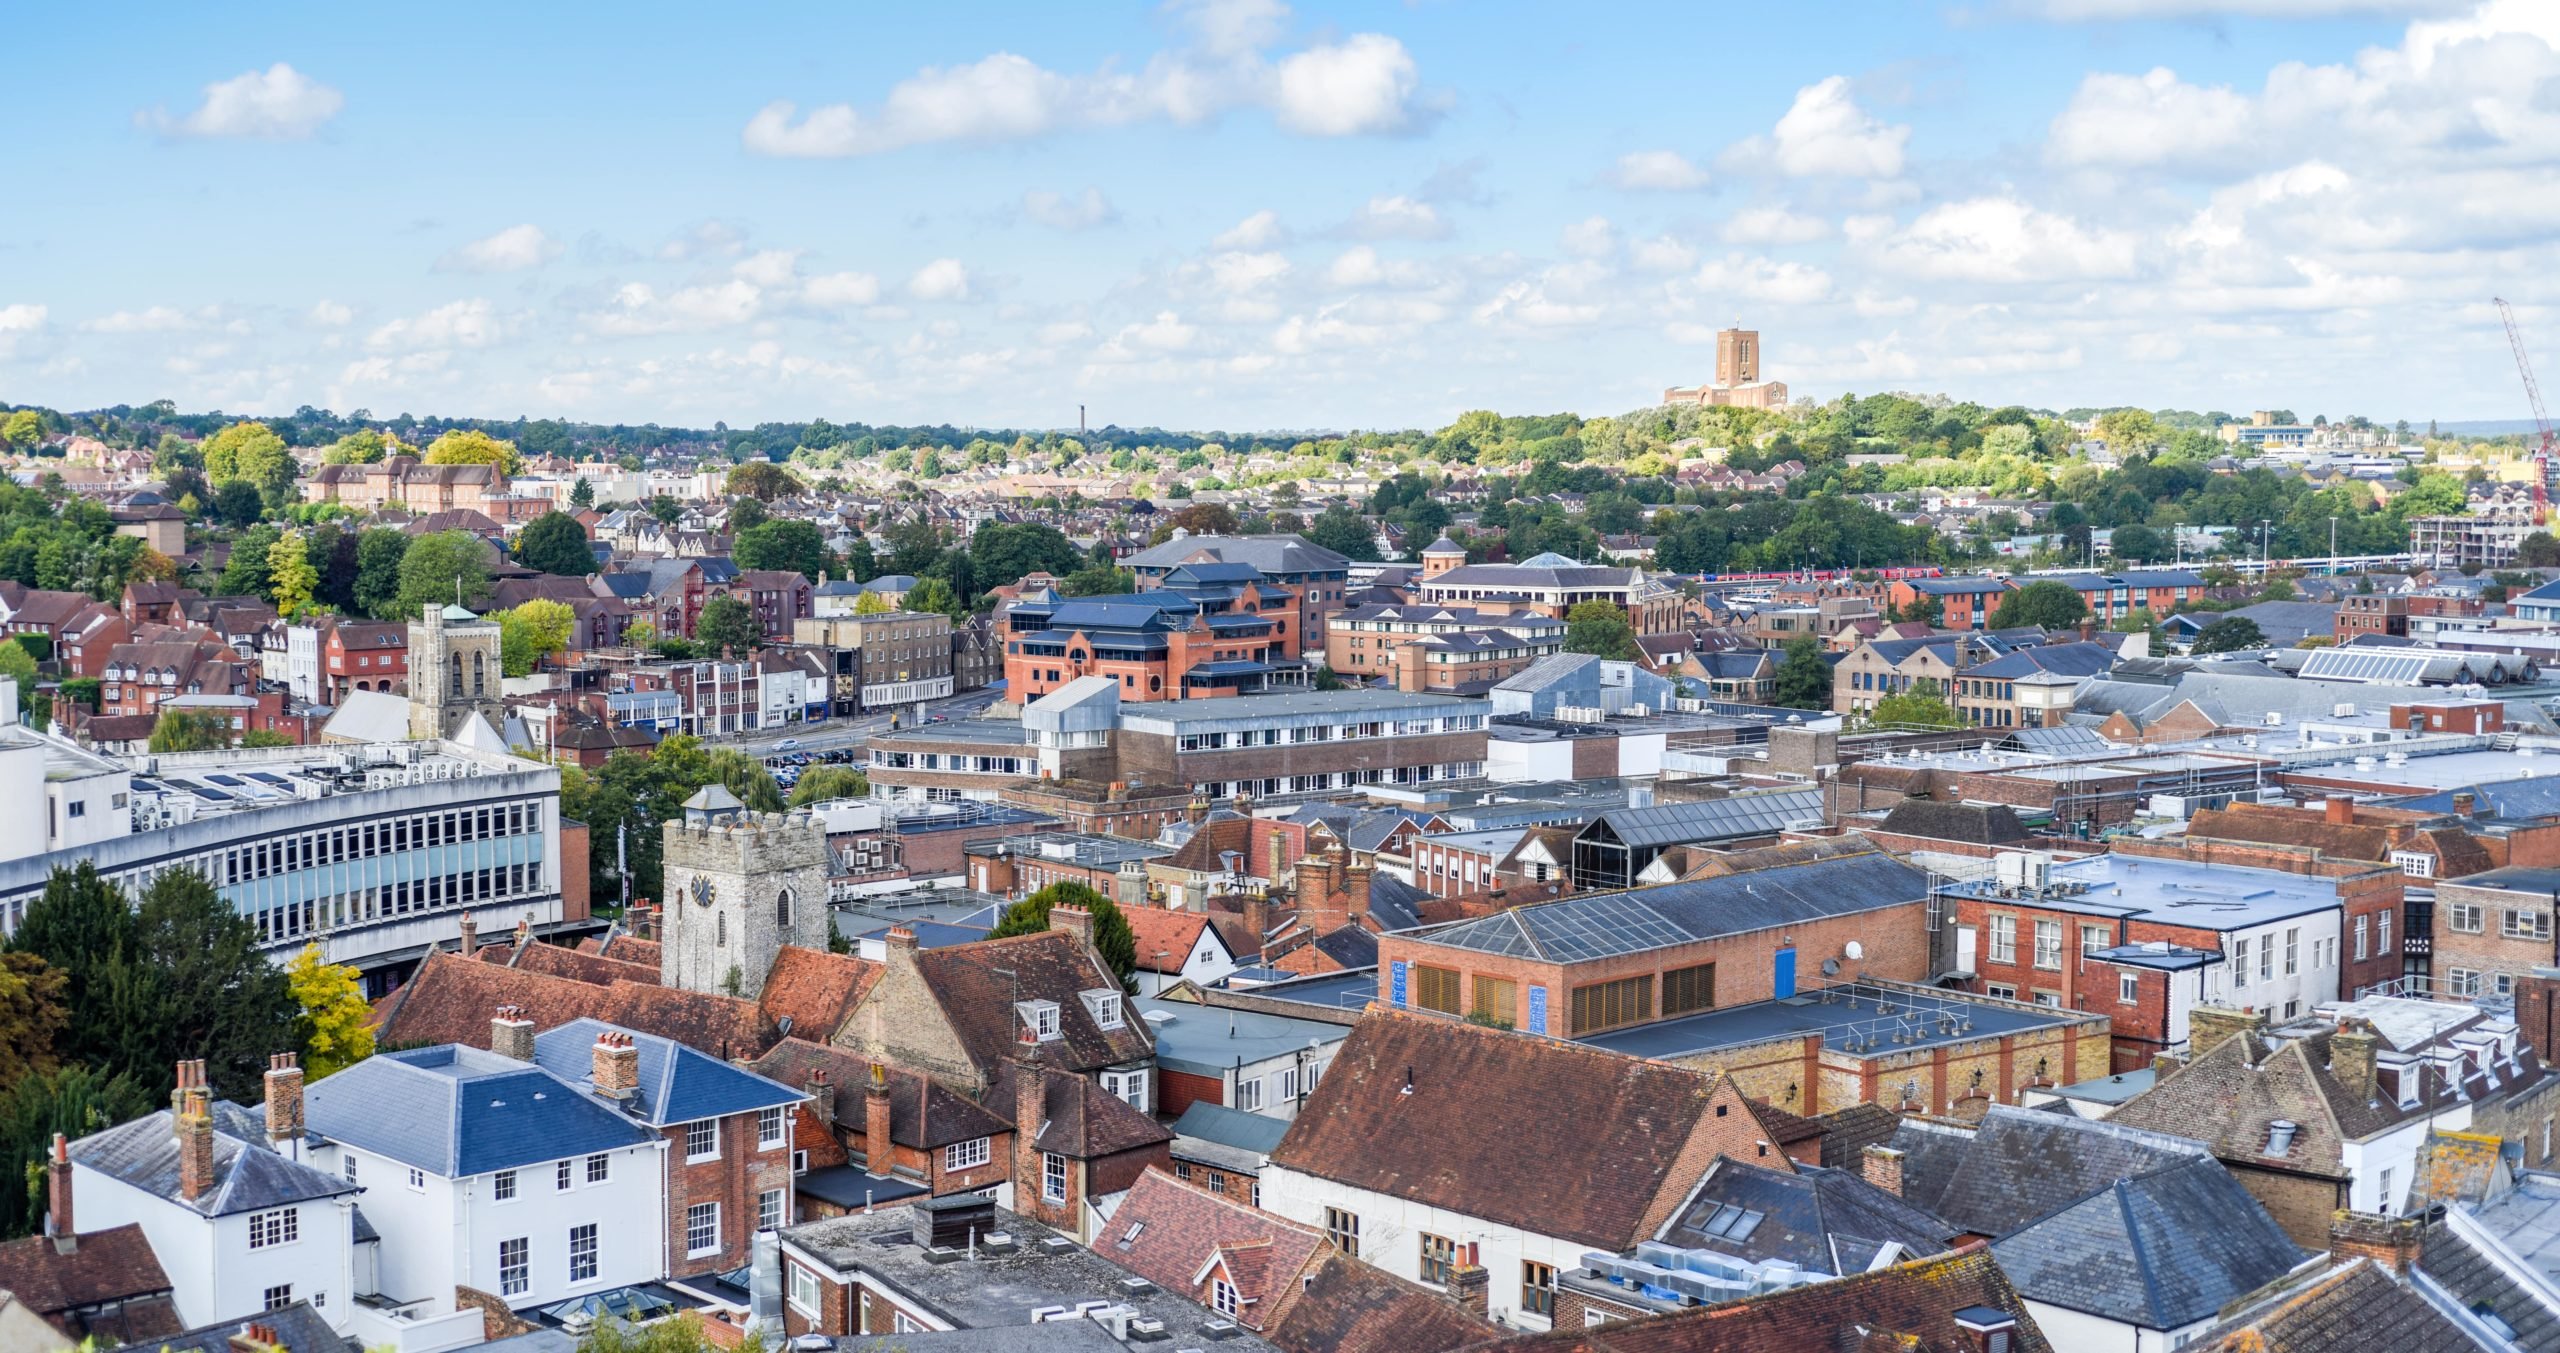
[[2114, 1175, 2171, 1325], [1367, 1005, 1725, 1093]]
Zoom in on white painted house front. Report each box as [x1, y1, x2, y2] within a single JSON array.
[[1258, 1166, 1576, 1331]]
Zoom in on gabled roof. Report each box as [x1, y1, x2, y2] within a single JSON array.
[[1266, 1250, 1498, 1353], [1888, 1105, 2211, 1238], [2186, 1257, 2482, 1353], [1666, 1157, 1957, 1275], [747, 1038, 1008, 1150], [115, 1299, 345, 1353], [530, 1018, 803, 1127], [756, 945, 883, 1040], [910, 930, 1155, 1076], [370, 948, 774, 1056], [1269, 1011, 1773, 1249], [991, 1059, 1172, 1159], [1989, 1155, 2305, 1329], [1103, 1170, 1325, 1332], [2104, 1026, 2443, 1175], [1581, 789, 1828, 850], [70, 1102, 357, 1218], [304, 1044, 658, 1176], [0, 1224, 177, 1341], [1122, 534, 1350, 575]]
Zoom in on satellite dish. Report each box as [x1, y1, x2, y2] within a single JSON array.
[[1821, 957, 1842, 977], [1844, 940, 1866, 961]]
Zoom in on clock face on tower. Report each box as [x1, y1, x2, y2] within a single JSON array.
[[691, 875, 715, 908]]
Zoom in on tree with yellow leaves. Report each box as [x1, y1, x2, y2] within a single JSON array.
[[422, 429, 523, 475], [268, 531, 318, 618], [285, 943, 375, 1079], [852, 588, 892, 615]]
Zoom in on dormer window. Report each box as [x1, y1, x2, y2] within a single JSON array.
[[1083, 989, 1124, 1030], [1017, 999, 1061, 1041]]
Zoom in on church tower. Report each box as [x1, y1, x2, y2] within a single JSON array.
[[1715, 325, 1759, 387], [659, 786, 829, 999], [406, 602, 503, 740]]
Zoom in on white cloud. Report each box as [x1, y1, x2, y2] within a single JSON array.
[[731, 249, 803, 288], [1693, 254, 1836, 305], [1206, 250, 1292, 295], [1170, 0, 1292, 57], [1323, 245, 1437, 290], [1629, 235, 1699, 273], [367, 298, 499, 350], [1022, 188, 1119, 231], [1727, 76, 1910, 178], [1114, 311, 1199, 352], [437, 224, 561, 273], [660, 221, 749, 260], [802, 271, 882, 308], [907, 258, 973, 301], [1606, 150, 1711, 192], [1720, 207, 1834, 245], [145, 63, 343, 140], [307, 300, 353, 327], [2017, 0, 2466, 17], [743, 27, 1420, 156], [85, 306, 200, 334], [2047, 68, 2255, 168], [1342, 195, 1448, 240], [0, 304, 44, 357], [1214, 210, 1288, 248], [1273, 34, 1420, 136], [1868, 197, 2140, 282], [1560, 216, 1617, 259], [1474, 265, 1609, 329], [590, 281, 765, 336]]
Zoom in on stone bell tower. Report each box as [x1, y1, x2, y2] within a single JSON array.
[[407, 602, 503, 740], [659, 785, 829, 999]]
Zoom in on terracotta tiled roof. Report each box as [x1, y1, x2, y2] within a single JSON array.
[[757, 946, 882, 1041], [580, 933, 663, 968], [1103, 1169, 1326, 1331], [1122, 906, 1214, 974], [747, 1038, 1006, 1150], [372, 949, 771, 1057], [0, 1224, 180, 1340], [1270, 1011, 1781, 1250], [1462, 1245, 2051, 1352], [476, 939, 660, 987], [1269, 1251, 1496, 1353], [991, 1058, 1172, 1159], [913, 931, 1154, 1076]]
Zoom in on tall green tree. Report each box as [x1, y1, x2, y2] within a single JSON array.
[[703, 749, 786, 811], [1302, 503, 1380, 562], [988, 882, 1139, 993], [569, 477, 595, 510], [394, 530, 494, 619], [1994, 580, 2090, 631], [734, 520, 830, 580], [1869, 678, 1963, 730], [905, 576, 964, 620], [135, 868, 300, 1103], [696, 594, 761, 656], [516, 511, 598, 576], [1772, 634, 1834, 710], [788, 766, 869, 806], [497, 599, 576, 676], [354, 529, 411, 617], [2190, 616, 2267, 654], [422, 429, 521, 473], [0, 1066, 152, 1239], [1561, 600, 1642, 661], [969, 521, 1081, 585]]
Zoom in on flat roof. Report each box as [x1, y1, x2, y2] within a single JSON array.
[[1229, 968, 1378, 1015], [1578, 981, 2089, 1061], [2288, 747, 2560, 792], [1940, 852, 2345, 929], [871, 719, 1032, 747], [2445, 866, 2560, 895], [1141, 997, 1347, 1075], [2046, 1067, 2156, 1104], [1120, 687, 1481, 729]]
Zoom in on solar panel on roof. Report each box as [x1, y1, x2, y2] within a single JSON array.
[[206, 775, 246, 786]]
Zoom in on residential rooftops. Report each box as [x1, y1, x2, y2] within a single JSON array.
[[1412, 849, 1930, 964]]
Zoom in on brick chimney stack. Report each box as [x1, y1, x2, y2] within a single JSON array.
[[1861, 1145, 1905, 1196], [1242, 892, 1273, 953], [805, 1069, 835, 1127], [1012, 1046, 1048, 1220], [2331, 1210, 2423, 1276], [2454, 792, 2477, 818], [1446, 1242, 1489, 1317], [1343, 861, 1373, 925], [458, 913, 479, 957], [885, 925, 920, 973], [2186, 1005, 2266, 1059], [491, 1005, 535, 1061], [263, 1053, 304, 1154], [174, 1060, 214, 1203], [2331, 1019, 2380, 1100], [1049, 904, 1096, 952], [592, 1031, 639, 1099], [46, 1133, 73, 1249], [630, 902, 655, 941], [2326, 797, 2357, 826], [865, 1063, 894, 1173]]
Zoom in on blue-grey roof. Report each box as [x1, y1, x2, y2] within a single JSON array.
[[303, 1045, 658, 1177], [1963, 641, 2115, 681], [1889, 1106, 2211, 1239], [1417, 849, 1928, 962], [1122, 533, 1349, 576], [1991, 1155, 2307, 1330], [2393, 775, 2560, 822], [71, 1102, 357, 1219], [1910, 577, 2012, 596], [1142, 999, 1347, 1076], [1582, 788, 1828, 849], [1665, 1158, 1956, 1275], [857, 919, 993, 950], [1167, 1101, 1292, 1155], [119, 1300, 343, 1353], [532, 1018, 803, 1128], [864, 574, 921, 591], [1581, 981, 2083, 1062]]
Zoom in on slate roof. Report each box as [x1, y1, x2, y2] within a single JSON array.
[[0, 1224, 180, 1342], [2185, 1257, 2483, 1353], [1581, 789, 1829, 849], [1122, 534, 1350, 576], [529, 1018, 802, 1127], [70, 1101, 356, 1219], [1888, 1105, 2212, 1239], [1266, 1250, 1498, 1353], [1875, 799, 2032, 845], [1989, 1154, 2305, 1330], [1665, 1158, 1958, 1275], [1815, 1102, 1909, 1171], [1479, 1245, 2053, 1353], [1269, 1011, 1767, 1250], [2417, 1202, 2560, 1352], [304, 1044, 658, 1176], [1415, 847, 1927, 963], [1962, 640, 2116, 681], [2104, 1027, 2448, 1180], [1167, 1101, 1292, 1156]]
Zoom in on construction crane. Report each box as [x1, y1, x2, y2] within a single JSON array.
[[2495, 297, 2558, 509]]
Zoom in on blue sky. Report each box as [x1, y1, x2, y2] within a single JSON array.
[[7, 1, 2558, 431]]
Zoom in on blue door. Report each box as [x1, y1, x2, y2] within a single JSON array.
[[1773, 946, 1797, 999]]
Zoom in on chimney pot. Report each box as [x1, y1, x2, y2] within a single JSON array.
[[864, 1062, 894, 1173], [592, 1030, 639, 1099], [263, 1052, 304, 1148], [491, 1005, 535, 1061], [1049, 904, 1096, 951], [46, 1132, 73, 1246], [458, 913, 479, 957], [2326, 797, 2356, 826]]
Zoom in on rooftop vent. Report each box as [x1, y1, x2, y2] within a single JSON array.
[[2264, 1119, 2299, 1157]]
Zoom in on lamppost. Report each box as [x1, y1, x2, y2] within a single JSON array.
[[2329, 516, 2339, 574], [2260, 518, 2273, 576]]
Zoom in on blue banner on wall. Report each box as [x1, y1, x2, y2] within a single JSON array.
[[1527, 985, 1548, 1035], [1389, 960, 1408, 1008]]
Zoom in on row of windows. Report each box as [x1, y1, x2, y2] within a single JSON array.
[[1191, 764, 1486, 799], [2444, 901, 2552, 941], [1318, 1209, 1556, 1318], [224, 803, 538, 885], [1173, 713, 1486, 751], [1229, 1059, 1319, 1112], [252, 862, 545, 945]]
